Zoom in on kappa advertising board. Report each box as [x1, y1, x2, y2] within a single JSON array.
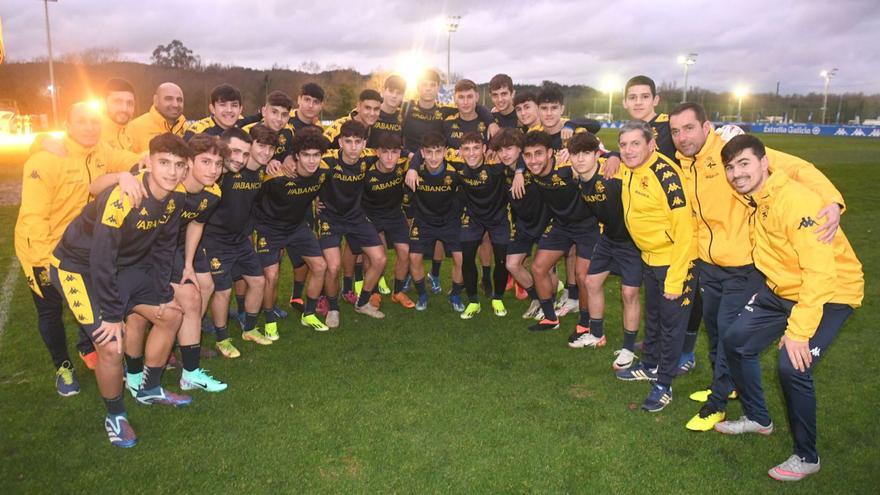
[[600, 121, 880, 138]]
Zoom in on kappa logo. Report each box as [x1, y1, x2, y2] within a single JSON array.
[[112, 199, 125, 209], [681, 297, 691, 307], [370, 176, 379, 183], [661, 171, 675, 181], [140, 207, 149, 216], [810, 346, 821, 357], [65, 274, 76, 282], [760, 205, 769, 220], [68, 287, 79, 295], [30, 169, 40, 179], [671, 196, 685, 207], [706, 159, 717, 169], [798, 217, 818, 229], [667, 182, 681, 193]]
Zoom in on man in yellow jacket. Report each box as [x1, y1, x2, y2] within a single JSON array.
[[670, 103, 846, 432], [615, 120, 697, 413], [14, 102, 143, 396], [127, 82, 186, 153], [714, 135, 863, 482], [100, 78, 137, 151]]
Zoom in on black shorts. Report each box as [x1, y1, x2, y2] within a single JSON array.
[[409, 217, 461, 256], [360, 210, 410, 249], [538, 219, 600, 259], [50, 263, 172, 339], [170, 243, 210, 282], [203, 237, 263, 291], [587, 235, 643, 287], [459, 210, 510, 245], [254, 221, 322, 268], [317, 213, 381, 250]]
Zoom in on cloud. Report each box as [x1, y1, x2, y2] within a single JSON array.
[[2, 0, 877, 94]]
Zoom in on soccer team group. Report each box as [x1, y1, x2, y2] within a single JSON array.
[[13, 68, 864, 481]]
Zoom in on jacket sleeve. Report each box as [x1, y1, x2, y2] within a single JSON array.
[[104, 146, 142, 174], [768, 149, 845, 212], [661, 175, 694, 295], [16, 155, 57, 268], [150, 203, 181, 303], [782, 194, 837, 341], [89, 187, 131, 323]]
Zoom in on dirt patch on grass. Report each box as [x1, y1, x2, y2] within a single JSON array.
[[319, 455, 362, 480], [0, 181, 21, 207], [567, 383, 594, 400]]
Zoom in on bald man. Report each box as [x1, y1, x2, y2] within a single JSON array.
[[128, 82, 186, 152], [15, 102, 145, 396]]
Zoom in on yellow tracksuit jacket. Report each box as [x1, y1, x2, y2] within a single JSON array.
[[127, 106, 186, 153], [677, 130, 845, 267], [100, 114, 134, 151], [621, 152, 695, 295], [748, 172, 863, 342]]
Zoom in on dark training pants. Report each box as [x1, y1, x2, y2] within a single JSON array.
[[461, 240, 508, 302], [29, 267, 94, 369], [724, 285, 853, 464], [642, 261, 699, 386]]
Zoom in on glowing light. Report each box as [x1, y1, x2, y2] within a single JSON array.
[[599, 75, 621, 94], [394, 51, 430, 95], [86, 99, 103, 113], [0, 130, 64, 150], [734, 86, 749, 99]]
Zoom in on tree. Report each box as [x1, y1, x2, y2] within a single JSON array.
[[151, 40, 200, 69]]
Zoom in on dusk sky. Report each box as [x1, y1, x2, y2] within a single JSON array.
[[2, 0, 878, 95]]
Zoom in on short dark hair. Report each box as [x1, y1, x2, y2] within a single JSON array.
[[618, 120, 654, 144], [489, 74, 514, 92], [300, 82, 325, 102], [102, 78, 135, 98], [514, 91, 537, 107], [670, 102, 708, 124], [291, 131, 329, 156], [188, 133, 230, 159], [459, 131, 484, 147], [419, 69, 442, 84], [489, 128, 524, 151], [339, 119, 368, 139], [384, 75, 406, 93], [296, 124, 324, 138], [375, 133, 403, 150], [523, 130, 553, 150], [624, 76, 657, 97], [266, 90, 294, 111], [210, 83, 241, 106], [220, 126, 252, 144], [567, 132, 600, 154], [359, 89, 382, 103], [536, 85, 564, 106], [248, 123, 278, 146], [454, 79, 478, 93], [420, 131, 446, 149], [721, 134, 766, 165], [149, 132, 192, 159]]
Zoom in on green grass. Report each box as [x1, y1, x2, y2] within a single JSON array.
[[0, 133, 878, 493]]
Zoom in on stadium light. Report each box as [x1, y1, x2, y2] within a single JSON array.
[[677, 53, 697, 103], [599, 76, 621, 119], [820, 68, 838, 124], [445, 15, 461, 85], [734, 86, 748, 122], [395, 51, 429, 96], [43, 0, 59, 128]]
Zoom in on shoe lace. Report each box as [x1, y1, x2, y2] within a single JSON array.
[[57, 362, 74, 385]]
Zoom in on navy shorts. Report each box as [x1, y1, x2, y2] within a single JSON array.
[[507, 220, 544, 256], [170, 243, 210, 282], [50, 263, 172, 339], [587, 234, 643, 287], [459, 210, 510, 245], [362, 210, 410, 249], [538, 219, 600, 259], [317, 213, 381, 250], [255, 221, 322, 268], [409, 217, 461, 256], [204, 236, 263, 291]]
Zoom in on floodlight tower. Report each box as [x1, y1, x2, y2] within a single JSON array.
[[445, 15, 461, 85], [43, 0, 59, 127], [677, 53, 698, 103], [820, 68, 838, 124], [734, 86, 748, 122]]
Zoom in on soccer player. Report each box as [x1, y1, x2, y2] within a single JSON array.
[[361, 133, 416, 309], [128, 82, 186, 152], [316, 120, 387, 327], [514, 91, 539, 132], [202, 126, 272, 358], [716, 135, 863, 481], [369, 75, 406, 148], [252, 130, 331, 333], [442, 79, 490, 148], [489, 74, 519, 129], [491, 129, 552, 320], [242, 90, 296, 162], [524, 131, 599, 336], [669, 103, 847, 431], [100, 78, 136, 151], [614, 121, 696, 413], [407, 131, 465, 311], [567, 133, 643, 362], [122, 134, 229, 395], [290, 82, 326, 131], [49, 132, 192, 448], [15, 101, 144, 394], [183, 83, 243, 139], [325, 89, 382, 148], [534, 85, 601, 151]]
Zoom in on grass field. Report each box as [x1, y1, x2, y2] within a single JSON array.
[[0, 131, 877, 493]]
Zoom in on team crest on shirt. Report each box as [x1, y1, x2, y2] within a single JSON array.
[[760, 204, 769, 220], [197, 198, 209, 211], [434, 110, 442, 119], [444, 175, 453, 186], [410, 226, 419, 237], [258, 237, 267, 248], [321, 221, 330, 232], [165, 199, 176, 213], [640, 176, 649, 190], [479, 170, 488, 181], [595, 180, 605, 193], [278, 134, 287, 145], [210, 257, 221, 270], [461, 213, 470, 226], [706, 158, 717, 169]]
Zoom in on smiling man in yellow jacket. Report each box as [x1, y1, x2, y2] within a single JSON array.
[[14, 102, 144, 396], [670, 102, 846, 432], [615, 120, 697, 413], [713, 134, 863, 482], [127, 82, 186, 153]]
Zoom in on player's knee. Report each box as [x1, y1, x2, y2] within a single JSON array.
[[621, 286, 640, 304], [776, 352, 800, 383], [247, 275, 266, 291], [176, 284, 201, 314]]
